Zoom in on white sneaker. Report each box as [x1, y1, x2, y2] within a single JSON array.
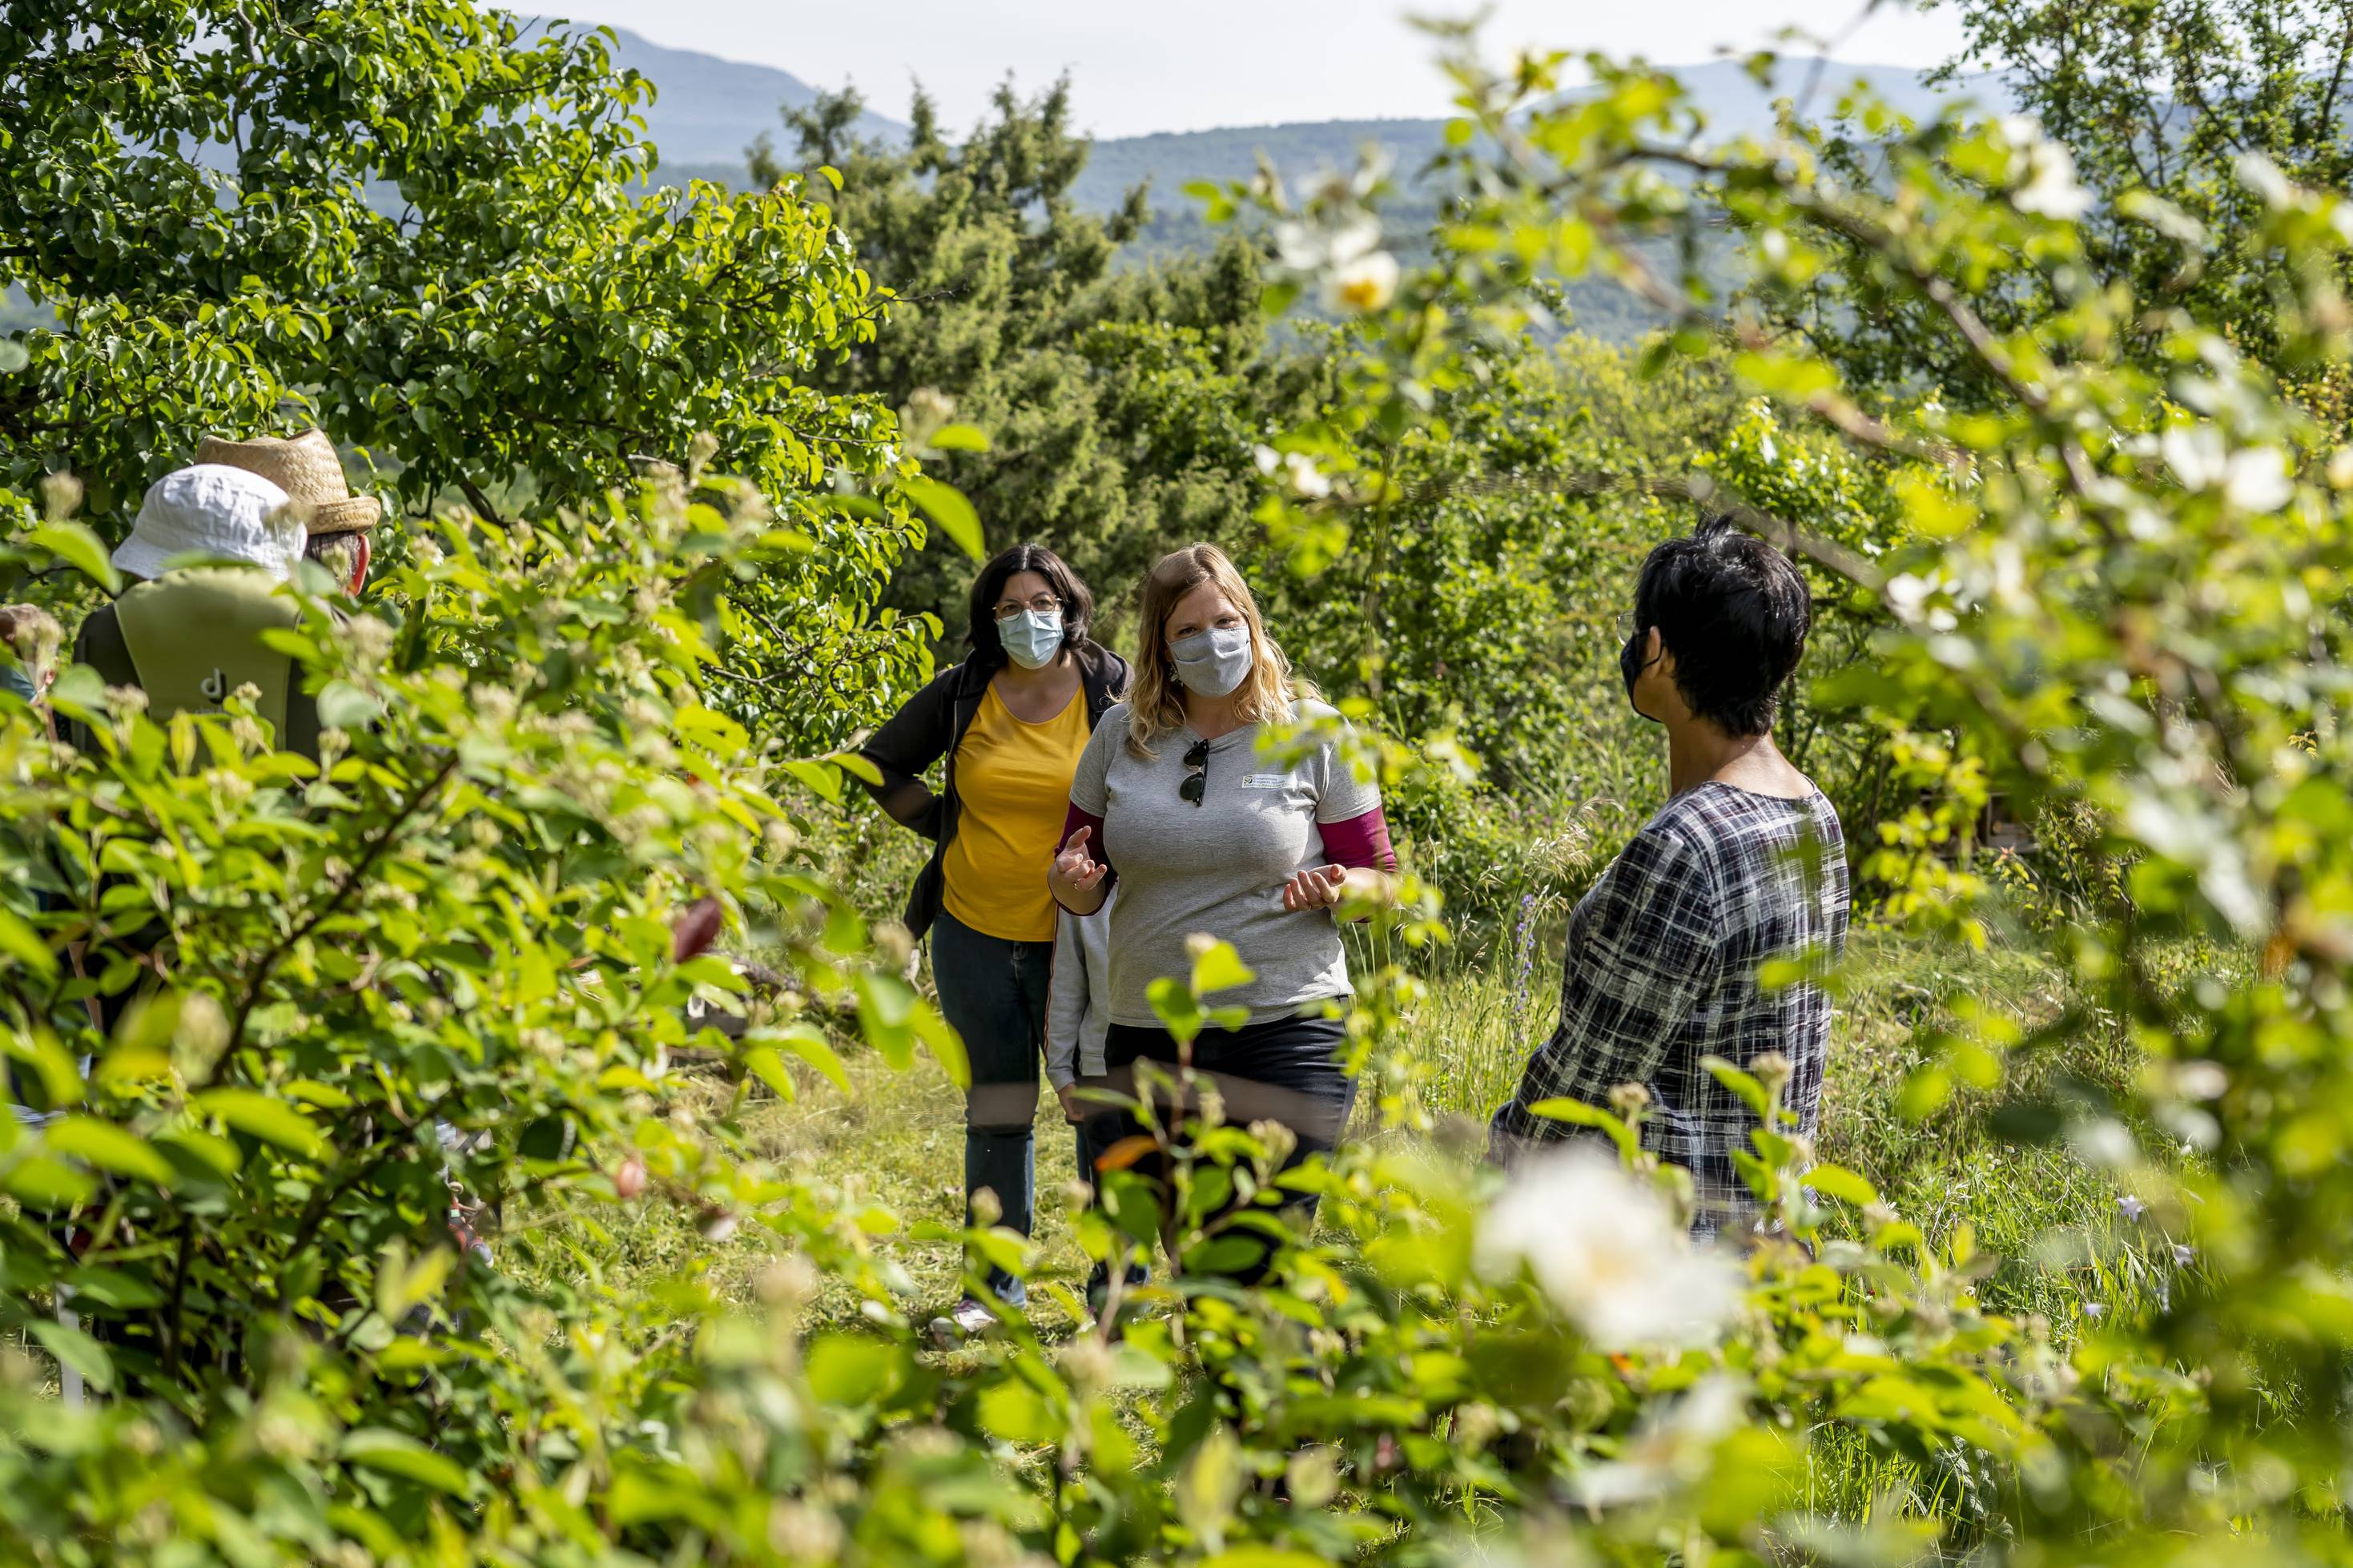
[[928, 1297, 998, 1346]]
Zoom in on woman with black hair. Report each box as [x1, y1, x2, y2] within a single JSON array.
[[1488, 517, 1849, 1238], [859, 544, 1129, 1338]]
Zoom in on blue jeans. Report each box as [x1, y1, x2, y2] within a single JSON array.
[[931, 910, 1083, 1306]]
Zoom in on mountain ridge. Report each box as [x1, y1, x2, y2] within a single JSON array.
[[573, 22, 2007, 212]]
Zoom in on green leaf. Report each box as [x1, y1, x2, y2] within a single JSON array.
[[928, 424, 991, 453], [1800, 1163, 1880, 1208], [828, 750, 883, 786], [1201, 1550, 1333, 1568], [804, 1333, 907, 1406], [45, 1116, 178, 1187], [782, 758, 843, 803], [197, 1090, 327, 1159], [741, 1044, 802, 1102], [316, 681, 382, 730], [817, 163, 844, 191], [26, 523, 119, 593], [1524, 1096, 1639, 1160], [977, 1379, 1062, 1444], [30, 1319, 115, 1394], [902, 475, 984, 561], [1702, 1055, 1773, 1121], [375, 1241, 456, 1321], [0, 906, 56, 979], [1189, 940, 1257, 997], [340, 1429, 470, 1496], [755, 1023, 850, 1095]]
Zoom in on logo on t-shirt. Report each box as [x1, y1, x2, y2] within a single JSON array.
[[1240, 773, 1293, 790]]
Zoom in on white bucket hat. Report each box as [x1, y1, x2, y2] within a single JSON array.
[[112, 464, 306, 583]]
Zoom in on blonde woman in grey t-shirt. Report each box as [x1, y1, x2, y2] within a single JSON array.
[[1048, 543, 1398, 1285]]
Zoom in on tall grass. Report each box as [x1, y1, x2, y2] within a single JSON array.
[[1407, 918, 2177, 1329]]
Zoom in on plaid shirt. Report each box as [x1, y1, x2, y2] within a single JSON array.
[[1490, 782, 1848, 1234]]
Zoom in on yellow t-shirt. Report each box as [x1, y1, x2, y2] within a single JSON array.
[[941, 683, 1092, 942]]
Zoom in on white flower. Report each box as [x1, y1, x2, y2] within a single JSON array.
[[1281, 451, 1331, 499], [2162, 426, 2292, 511], [2221, 446, 2294, 513], [1273, 221, 1324, 271], [1252, 443, 1281, 476], [2016, 139, 2092, 219], [1275, 213, 1380, 272], [2083, 1301, 2106, 1320], [2161, 424, 2227, 489], [2116, 1195, 2146, 1221], [1565, 1373, 1748, 1509], [1883, 569, 1954, 629], [1322, 250, 1400, 315], [2002, 115, 2093, 220], [2173, 1243, 2195, 1266], [2236, 151, 2292, 208], [1478, 1145, 1740, 1349], [2174, 1061, 2228, 1101]]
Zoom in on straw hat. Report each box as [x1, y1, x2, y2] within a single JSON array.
[[194, 428, 381, 536], [113, 466, 305, 583]]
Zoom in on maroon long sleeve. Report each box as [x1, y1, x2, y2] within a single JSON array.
[[1319, 805, 1397, 872]]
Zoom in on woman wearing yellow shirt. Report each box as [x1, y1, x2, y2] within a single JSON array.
[[858, 545, 1128, 1336]]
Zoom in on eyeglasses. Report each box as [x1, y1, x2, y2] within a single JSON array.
[[994, 593, 1064, 622], [1179, 738, 1209, 806]]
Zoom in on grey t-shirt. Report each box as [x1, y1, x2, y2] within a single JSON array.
[[1068, 699, 1382, 1026]]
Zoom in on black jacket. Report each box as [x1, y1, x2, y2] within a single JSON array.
[[858, 640, 1130, 938]]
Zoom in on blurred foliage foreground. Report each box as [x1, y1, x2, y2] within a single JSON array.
[[7, 22, 2353, 1568]]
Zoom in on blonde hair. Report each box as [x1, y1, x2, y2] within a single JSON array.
[[1126, 543, 1315, 758]]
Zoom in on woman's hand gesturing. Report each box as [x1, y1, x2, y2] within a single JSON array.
[[1050, 824, 1110, 913], [1281, 863, 1348, 913]]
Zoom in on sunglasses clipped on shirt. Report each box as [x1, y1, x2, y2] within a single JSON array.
[[1180, 738, 1209, 806]]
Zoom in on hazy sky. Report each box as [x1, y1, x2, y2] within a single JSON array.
[[543, 1, 1971, 138]]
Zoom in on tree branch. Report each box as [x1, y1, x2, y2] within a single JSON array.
[[201, 754, 461, 1091], [457, 476, 508, 529]]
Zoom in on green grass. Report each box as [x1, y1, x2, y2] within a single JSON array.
[[1410, 920, 2161, 1318], [541, 915, 2158, 1345]]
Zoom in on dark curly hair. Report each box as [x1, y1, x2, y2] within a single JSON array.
[[966, 543, 1094, 668], [1631, 516, 1812, 736]]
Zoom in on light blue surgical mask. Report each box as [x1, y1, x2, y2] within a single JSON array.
[[998, 609, 1064, 669], [1168, 625, 1254, 698]]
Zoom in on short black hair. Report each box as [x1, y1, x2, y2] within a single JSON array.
[[1631, 515, 1812, 736], [966, 543, 1094, 667]]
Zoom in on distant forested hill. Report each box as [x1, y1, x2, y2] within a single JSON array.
[[593, 18, 2006, 203]]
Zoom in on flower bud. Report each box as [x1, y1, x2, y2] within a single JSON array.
[[671, 895, 724, 963], [1607, 1082, 1651, 1116], [1285, 1445, 1341, 1507], [757, 1254, 818, 1307], [970, 1185, 1003, 1228], [613, 1154, 647, 1199], [39, 471, 84, 521], [1249, 1116, 1295, 1167], [1060, 1337, 1116, 1392]]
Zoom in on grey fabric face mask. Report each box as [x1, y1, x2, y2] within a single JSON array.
[[1168, 625, 1254, 698]]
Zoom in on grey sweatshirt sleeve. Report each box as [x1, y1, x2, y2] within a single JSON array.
[[1044, 911, 1088, 1092]]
